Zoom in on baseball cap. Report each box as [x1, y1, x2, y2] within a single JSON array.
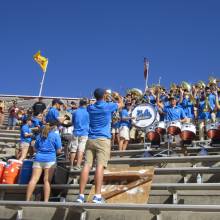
[[52, 98, 63, 105]]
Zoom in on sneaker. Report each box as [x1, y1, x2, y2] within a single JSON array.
[[69, 166, 75, 172], [73, 165, 81, 170], [76, 195, 85, 203], [92, 196, 105, 204]]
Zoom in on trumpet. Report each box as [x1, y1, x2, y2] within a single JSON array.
[[104, 90, 120, 101]]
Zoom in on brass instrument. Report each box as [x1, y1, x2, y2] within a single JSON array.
[[196, 81, 206, 90], [105, 90, 120, 101], [208, 76, 220, 90], [126, 88, 143, 99], [203, 95, 210, 112], [181, 81, 191, 92]]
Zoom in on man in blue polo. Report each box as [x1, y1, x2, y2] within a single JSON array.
[[76, 88, 123, 204], [160, 97, 188, 123]]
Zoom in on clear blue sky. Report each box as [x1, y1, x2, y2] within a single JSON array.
[[1, 0, 220, 98]]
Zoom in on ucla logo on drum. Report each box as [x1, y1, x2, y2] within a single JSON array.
[[136, 109, 152, 121]]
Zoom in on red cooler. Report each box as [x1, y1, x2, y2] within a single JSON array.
[[0, 161, 6, 183], [2, 159, 23, 184]]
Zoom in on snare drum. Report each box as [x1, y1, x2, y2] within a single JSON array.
[[180, 123, 196, 141], [146, 125, 160, 142], [167, 121, 182, 136], [206, 122, 220, 140], [155, 121, 166, 135], [131, 104, 157, 128]]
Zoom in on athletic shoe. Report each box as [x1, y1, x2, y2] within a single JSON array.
[[76, 195, 85, 203], [92, 196, 105, 204]]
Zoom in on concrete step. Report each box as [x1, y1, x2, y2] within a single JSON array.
[[0, 132, 20, 138], [0, 129, 20, 134], [0, 136, 20, 143]]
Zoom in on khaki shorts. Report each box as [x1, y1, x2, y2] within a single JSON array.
[[119, 126, 130, 141], [85, 138, 111, 168], [111, 128, 119, 134], [19, 142, 30, 149], [68, 135, 88, 153]]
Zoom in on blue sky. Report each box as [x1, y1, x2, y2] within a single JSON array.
[[1, 0, 220, 98]]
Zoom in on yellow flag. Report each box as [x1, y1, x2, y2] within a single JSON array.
[[33, 51, 48, 73]]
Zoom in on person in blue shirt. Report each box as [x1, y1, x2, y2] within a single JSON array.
[[45, 99, 66, 126], [69, 98, 89, 171], [77, 88, 123, 204], [111, 110, 120, 146], [197, 91, 212, 141], [26, 124, 62, 202], [179, 89, 195, 121], [18, 116, 33, 161], [157, 97, 188, 123], [67, 101, 78, 114], [118, 102, 133, 151], [214, 90, 220, 121]]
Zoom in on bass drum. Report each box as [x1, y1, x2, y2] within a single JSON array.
[[180, 123, 196, 141], [131, 104, 157, 129], [206, 123, 220, 140], [167, 121, 182, 136]]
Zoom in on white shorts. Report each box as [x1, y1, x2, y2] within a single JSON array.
[[111, 128, 119, 134], [33, 161, 56, 169], [119, 126, 130, 141], [68, 135, 88, 153]]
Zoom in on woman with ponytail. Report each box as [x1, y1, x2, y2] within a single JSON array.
[[26, 123, 62, 202]]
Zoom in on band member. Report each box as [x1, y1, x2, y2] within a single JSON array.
[[207, 86, 216, 122], [179, 89, 195, 121], [197, 90, 211, 141], [118, 102, 133, 151], [32, 97, 46, 117], [215, 90, 220, 121], [76, 88, 123, 203], [111, 111, 120, 146], [17, 117, 33, 161], [26, 124, 62, 202], [157, 96, 188, 123], [69, 98, 89, 171]]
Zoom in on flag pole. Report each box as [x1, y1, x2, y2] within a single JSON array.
[[144, 58, 149, 92], [38, 71, 46, 97]]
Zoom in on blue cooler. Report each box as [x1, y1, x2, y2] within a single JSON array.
[[18, 160, 33, 184]]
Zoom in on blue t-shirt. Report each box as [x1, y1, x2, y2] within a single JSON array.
[[32, 117, 43, 128], [198, 100, 211, 120], [87, 101, 118, 139], [72, 107, 89, 137], [34, 131, 62, 162], [45, 107, 59, 124], [163, 105, 186, 121], [67, 108, 76, 115], [208, 93, 216, 111], [120, 109, 131, 128], [20, 124, 32, 143], [181, 98, 194, 119]]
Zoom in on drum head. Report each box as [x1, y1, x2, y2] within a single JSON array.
[[131, 104, 157, 128]]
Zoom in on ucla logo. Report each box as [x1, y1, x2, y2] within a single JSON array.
[[136, 109, 152, 121]]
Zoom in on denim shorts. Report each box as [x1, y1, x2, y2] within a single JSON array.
[[32, 161, 56, 169], [8, 117, 17, 126]]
